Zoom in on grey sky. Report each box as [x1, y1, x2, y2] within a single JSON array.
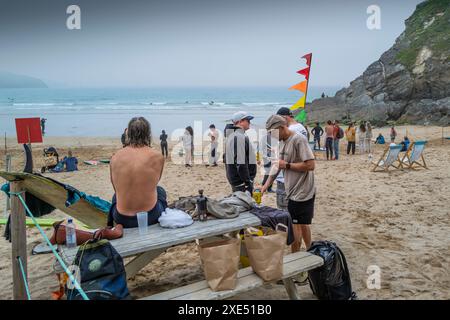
[[0, 0, 422, 87]]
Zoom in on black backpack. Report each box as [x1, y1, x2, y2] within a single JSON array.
[[307, 241, 357, 300], [66, 239, 130, 300], [336, 127, 344, 139]]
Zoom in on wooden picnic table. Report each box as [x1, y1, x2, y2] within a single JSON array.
[[56, 211, 261, 277], [56, 211, 324, 300]]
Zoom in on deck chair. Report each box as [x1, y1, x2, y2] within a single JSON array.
[[0, 171, 107, 228], [400, 140, 428, 169], [371, 145, 403, 172]]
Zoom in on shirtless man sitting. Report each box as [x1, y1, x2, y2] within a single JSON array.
[[107, 117, 167, 228]]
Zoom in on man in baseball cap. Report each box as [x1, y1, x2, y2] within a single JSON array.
[[231, 111, 254, 125], [224, 111, 256, 194], [276, 107, 293, 117], [262, 113, 316, 258], [276, 107, 308, 138], [266, 114, 288, 131]]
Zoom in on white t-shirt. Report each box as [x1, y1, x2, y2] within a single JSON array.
[[181, 133, 192, 149], [289, 123, 308, 138], [208, 129, 219, 143]]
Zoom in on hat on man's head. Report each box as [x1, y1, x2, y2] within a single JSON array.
[[276, 107, 293, 117], [231, 111, 254, 123], [266, 115, 287, 130]]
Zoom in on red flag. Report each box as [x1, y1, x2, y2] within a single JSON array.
[[302, 53, 312, 66], [297, 67, 310, 80]]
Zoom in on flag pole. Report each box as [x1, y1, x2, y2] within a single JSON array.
[[304, 53, 312, 124]]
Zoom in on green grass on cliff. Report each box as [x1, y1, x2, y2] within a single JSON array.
[[396, 0, 450, 70]]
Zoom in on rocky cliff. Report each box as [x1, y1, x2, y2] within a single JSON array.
[[309, 0, 449, 126]]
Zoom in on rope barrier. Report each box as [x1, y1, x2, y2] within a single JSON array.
[[9, 191, 89, 300], [17, 256, 31, 300]]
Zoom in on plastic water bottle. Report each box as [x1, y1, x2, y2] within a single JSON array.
[[66, 219, 77, 248]]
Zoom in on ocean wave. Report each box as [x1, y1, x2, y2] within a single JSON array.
[[13, 103, 56, 106], [242, 102, 281, 107], [201, 102, 225, 106], [139, 102, 168, 105]]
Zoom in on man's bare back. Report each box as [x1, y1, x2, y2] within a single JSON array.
[[110, 146, 164, 216]]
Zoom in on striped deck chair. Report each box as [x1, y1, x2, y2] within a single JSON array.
[[371, 145, 403, 172], [401, 140, 428, 169]]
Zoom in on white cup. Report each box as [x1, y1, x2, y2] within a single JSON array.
[[137, 212, 148, 235]]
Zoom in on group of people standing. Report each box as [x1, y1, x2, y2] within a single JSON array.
[[342, 121, 373, 156], [158, 124, 219, 168], [223, 107, 316, 266], [113, 111, 316, 288]]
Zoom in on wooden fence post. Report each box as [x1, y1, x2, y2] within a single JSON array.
[[10, 180, 27, 300], [5, 154, 11, 212]]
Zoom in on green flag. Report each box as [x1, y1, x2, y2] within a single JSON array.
[[295, 109, 307, 123]]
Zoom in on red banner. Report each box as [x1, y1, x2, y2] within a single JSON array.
[[15, 118, 43, 144], [302, 53, 312, 66]]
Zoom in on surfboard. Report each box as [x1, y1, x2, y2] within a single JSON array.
[[84, 160, 99, 165], [0, 171, 106, 228]]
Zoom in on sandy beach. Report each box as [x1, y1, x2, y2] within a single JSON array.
[[0, 125, 449, 300]]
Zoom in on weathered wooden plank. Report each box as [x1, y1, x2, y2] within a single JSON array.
[[125, 249, 165, 278], [59, 212, 261, 265], [10, 181, 28, 300], [283, 277, 301, 300], [143, 252, 323, 300]]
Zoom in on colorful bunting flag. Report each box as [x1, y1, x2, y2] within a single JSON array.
[[289, 53, 312, 121], [290, 95, 306, 111], [296, 67, 310, 80], [302, 53, 312, 67], [289, 80, 307, 93], [295, 109, 307, 122]]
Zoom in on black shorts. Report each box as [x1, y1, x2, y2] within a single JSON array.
[[288, 195, 315, 225], [107, 186, 168, 228]]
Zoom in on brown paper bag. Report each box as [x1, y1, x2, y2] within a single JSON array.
[[197, 236, 241, 291], [244, 223, 287, 282]]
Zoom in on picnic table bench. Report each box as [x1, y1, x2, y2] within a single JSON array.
[[142, 251, 323, 300]]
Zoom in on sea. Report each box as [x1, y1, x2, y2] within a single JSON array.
[[0, 87, 339, 138]]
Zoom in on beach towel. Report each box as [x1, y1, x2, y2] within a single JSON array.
[[84, 160, 99, 165], [50, 161, 65, 173]]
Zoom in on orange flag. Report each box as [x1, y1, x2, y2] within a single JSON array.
[[289, 80, 307, 93]]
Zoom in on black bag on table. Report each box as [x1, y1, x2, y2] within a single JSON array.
[[307, 240, 357, 300], [66, 239, 130, 300]]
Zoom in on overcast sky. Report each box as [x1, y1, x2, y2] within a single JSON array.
[[0, 0, 423, 88]]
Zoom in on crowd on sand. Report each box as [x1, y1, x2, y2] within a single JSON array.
[[63, 108, 413, 283]]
